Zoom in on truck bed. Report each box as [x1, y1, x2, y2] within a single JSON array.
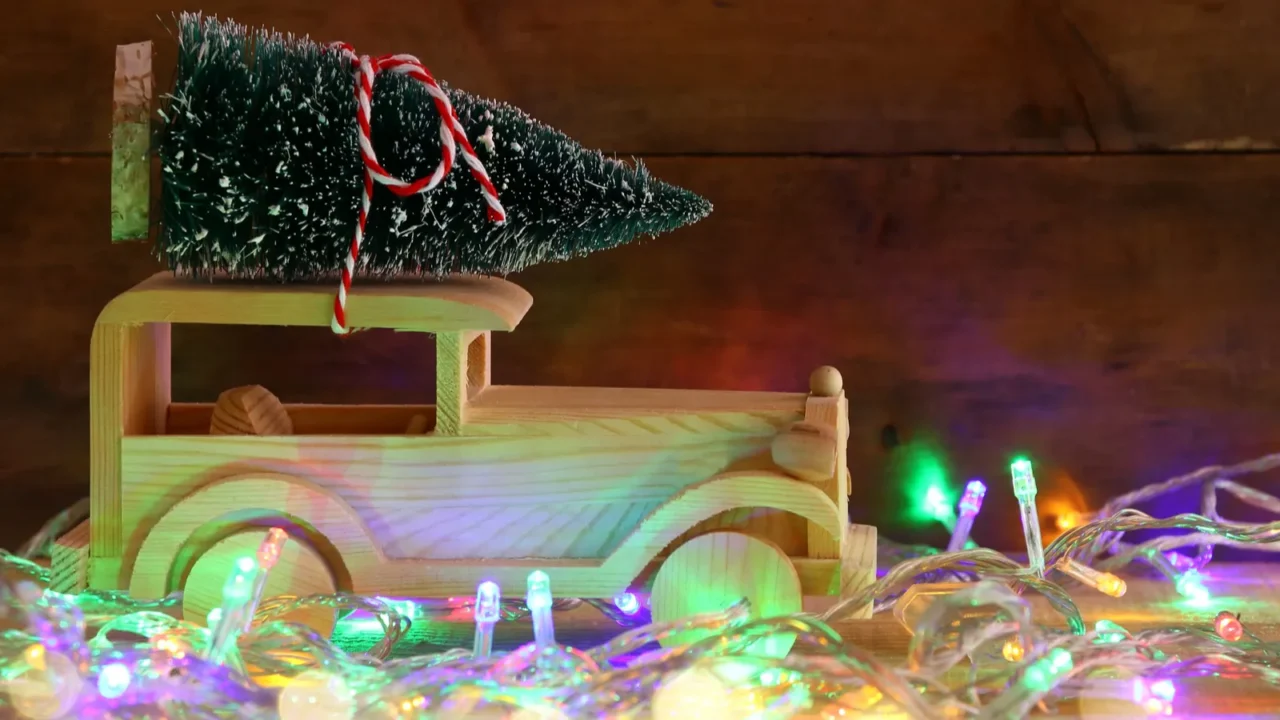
[[164, 385, 808, 437]]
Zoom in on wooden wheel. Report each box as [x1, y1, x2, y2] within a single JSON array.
[[182, 530, 338, 637], [650, 531, 803, 658]]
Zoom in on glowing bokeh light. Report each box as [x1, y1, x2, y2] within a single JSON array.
[[97, 662, 131, 699], [613, 592, 640, 616]]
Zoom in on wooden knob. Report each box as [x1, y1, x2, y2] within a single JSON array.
[[210, 385, 293, 435], [809, 366, 843, 397]]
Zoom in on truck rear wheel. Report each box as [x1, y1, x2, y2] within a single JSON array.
[[182, 529, 338, 638], [649, 531, 802, 658]]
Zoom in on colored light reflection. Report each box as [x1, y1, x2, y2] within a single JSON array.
[[1055, 511, 1082, 531], [923, 486, 953, 522], [375, 597, 421, 620], [1133, 677, 1176, 716], [895, 439, 952, 526], [98, 662, 131, 699], [1175, 571, 1212, 606], [1038, 469, 1089, 544]]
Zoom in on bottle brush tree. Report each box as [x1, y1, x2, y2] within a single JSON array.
[[158, 13, 713, 281]]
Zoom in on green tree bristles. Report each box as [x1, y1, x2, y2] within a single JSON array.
[[158, 14, 712, 280]]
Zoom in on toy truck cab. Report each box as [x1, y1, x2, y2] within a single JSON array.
[[58, 272, 874, 648]]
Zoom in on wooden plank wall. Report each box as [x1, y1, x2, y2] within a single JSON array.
[[3, 1, 1280, 552]]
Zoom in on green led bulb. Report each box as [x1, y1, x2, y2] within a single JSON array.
[[1094, 619, 1128, 643], [1010, 458, 1036, 500], [1022, 647, 1073, 692], [1176, 570, 1211, 606], [1009, 457, 1046, 577], [1047, 648, 1072, 673]]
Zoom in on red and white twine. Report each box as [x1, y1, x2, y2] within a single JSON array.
[[329, 42, 506, 335]]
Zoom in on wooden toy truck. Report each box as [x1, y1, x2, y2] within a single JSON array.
[[51, 272, 875, 642]]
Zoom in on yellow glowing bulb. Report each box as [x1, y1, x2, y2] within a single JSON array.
[[1056, 511, 1081, 531], [729, 688, 766, 715], [24, 644, 46, 670], [653, 668, 732, 720], [1097, 573, 1127, 598], [826, 686, 884, 717], [278, 670, 355, 720], [849, 685, 883, 709], [1056, 556, 1127, 598], [1002, 638, 1025, 662]]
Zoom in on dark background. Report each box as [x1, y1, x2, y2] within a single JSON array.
[[3, 0, 1280, 553]]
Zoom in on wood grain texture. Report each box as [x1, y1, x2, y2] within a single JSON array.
[[434, 332, 467, 436], [209, 385, 293, 436], [4, 1, 1280, 154], [49, 520, 90, 594], [651, 531, 802, 657], [116, 424, 832, 562], [839, 524, 877, 619], [7, 153, 1280, 555], [127, 471, 845, 600], [772, 426, 837, 483], [181, 529, 337, 635], [433, 331, 493, 435], [88, 320, 170, 588], [169, 404, 439, 435], [465, 385, 806, 437], [803, 394, 849, 559], [99, 272, 533, 332]]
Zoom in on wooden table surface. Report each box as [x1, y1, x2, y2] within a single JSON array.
[[330, 563, 1280, 718]]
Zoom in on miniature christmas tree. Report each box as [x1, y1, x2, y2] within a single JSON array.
[[159, 14, 712, 282]]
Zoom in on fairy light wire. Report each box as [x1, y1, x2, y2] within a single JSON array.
[[1, 452, 1279, 717]]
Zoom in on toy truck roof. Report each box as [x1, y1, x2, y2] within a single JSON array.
[[97, 272, 533, 332]]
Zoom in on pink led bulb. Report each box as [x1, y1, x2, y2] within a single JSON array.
[[257, 528, 289, 570], [1215, 611, 1244, 642]]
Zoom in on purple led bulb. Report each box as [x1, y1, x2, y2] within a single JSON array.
[[946, 479, 987, 553], [959, 479, 987, 516]]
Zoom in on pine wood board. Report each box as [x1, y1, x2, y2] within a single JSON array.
[[182, 528, 338, 635], [651, 531, 803, 656], [116, 432, 804, 561], [5, 1, 1280, 154], [6, 153, 1280, 555], [99, 272, 532, 332], [122, 469, 846, 599]]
